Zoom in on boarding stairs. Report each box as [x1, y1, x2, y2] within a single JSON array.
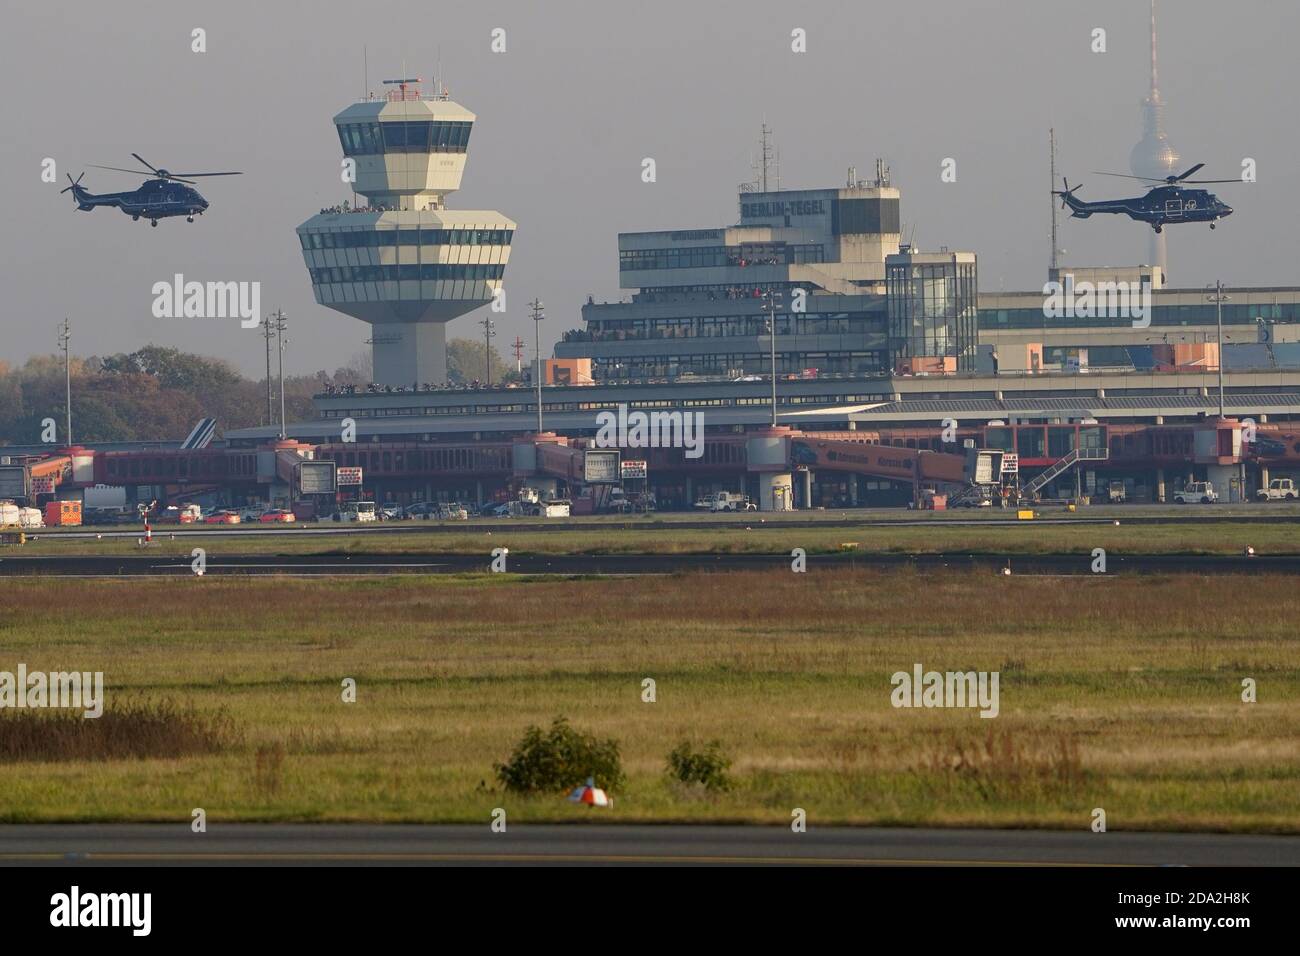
[[1022, 447, 1109, 498]]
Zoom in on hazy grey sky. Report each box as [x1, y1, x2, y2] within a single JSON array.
[[2, 0, 1296, 379]]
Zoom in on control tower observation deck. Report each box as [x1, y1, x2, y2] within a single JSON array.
[[296, 79, 515, 386]]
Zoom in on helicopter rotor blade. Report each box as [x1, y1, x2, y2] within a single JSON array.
[[89, 164, 155, 176], [168, 177, 199, 185], [168, 171, 243, 178], [1172, 163, 1206, 182], [1092, 171, 1165, 183], [131, 153, 161, 174], [1180, 178, 1243, 185]]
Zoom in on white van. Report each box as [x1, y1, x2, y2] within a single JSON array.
[[340, 501, 378, 522]]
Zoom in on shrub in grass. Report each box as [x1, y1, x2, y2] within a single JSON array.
[[494, 716, 625, 795], [667, 740, 731, 792]]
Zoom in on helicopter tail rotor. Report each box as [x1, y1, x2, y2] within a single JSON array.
[[59, 172, 85, 195]]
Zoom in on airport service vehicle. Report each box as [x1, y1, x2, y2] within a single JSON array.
[[1108, 480, 1127, 504], [437, 502, 469, 520], [203, 510, 242, 524], [0, 502, 44, 529], [695, 491, 754, 512], [259, 509, 296, 523], [44, 500, 82, 526], [540, 499, 571, 518], [379, 505, 403, 521], [1256, 478, 1298, 501], [157, 504, 203, 524], [339, 501, 378, 523], [1174, 481, 1218, 504]]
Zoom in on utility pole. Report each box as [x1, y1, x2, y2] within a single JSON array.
[[530, 299, 545, 433], [57, 317, 72, 445], [261, 314, 276, 425], [762, 290, 783, 428], [480, 316, 496, 387], [273, 309, 288, 440], [1049, 127, 1060, 274], [1206, 281, 1230, 418], [512, 336, 524, 375]]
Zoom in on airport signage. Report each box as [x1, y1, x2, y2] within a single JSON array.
[[337, 467, 364, 486], [297, 460, 337, 495], [620, 460, 648, 479], [741, 199, 827, 219], [1001, 454, 1019, 474], [583, 449, 621, 484]]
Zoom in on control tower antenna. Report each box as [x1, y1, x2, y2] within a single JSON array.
[[1049, 127, 1060, 273]]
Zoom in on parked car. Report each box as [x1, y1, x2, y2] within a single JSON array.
[[1174, 481, 1218, 504], [238, 506, 266, 522], [479, 502, 510, 517], [204, 510, 242, 524], [259, 509, 296, 523], [379, 505, 403, 521], [403, 502, 438, 520]]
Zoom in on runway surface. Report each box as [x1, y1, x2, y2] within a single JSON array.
[[0, 550, 1294, 576], [1, 824, 1295, 866]]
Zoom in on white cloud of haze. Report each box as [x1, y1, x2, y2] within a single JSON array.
[[1, 0, 1295, 377]]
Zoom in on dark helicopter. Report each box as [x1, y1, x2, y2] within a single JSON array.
[[1054, 163, 1236, 233], [60, 153, 241, 227]]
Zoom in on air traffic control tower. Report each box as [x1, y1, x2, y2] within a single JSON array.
[[297, 78, 515, 386]]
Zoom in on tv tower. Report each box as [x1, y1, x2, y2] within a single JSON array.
[[1129, 0, 1179, 279]]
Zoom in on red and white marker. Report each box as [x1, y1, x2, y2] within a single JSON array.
[[568, 777, 612, 808]]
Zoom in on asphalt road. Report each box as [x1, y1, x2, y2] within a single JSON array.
[[1, 824, 1295, 866], [0, 550, 1293, 576]]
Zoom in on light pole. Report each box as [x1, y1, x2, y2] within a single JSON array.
[[480, 316, 496, 387], [273, 309, 288, 439], [57, 318, 72, 445], [530, 299, 545, 433], [762, 290, 783, 427], [260, 314, 276, 425], [1206, 281, 1230, 418]]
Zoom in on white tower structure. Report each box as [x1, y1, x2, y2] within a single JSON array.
[[297, 78, 516, 386], [1129, 0, 1178, 279]]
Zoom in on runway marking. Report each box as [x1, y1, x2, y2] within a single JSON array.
[[0, 852, 1132, 866]]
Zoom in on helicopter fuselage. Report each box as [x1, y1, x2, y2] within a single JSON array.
[[67, 179, 209, 221], [1060, 184, 1232, 232]]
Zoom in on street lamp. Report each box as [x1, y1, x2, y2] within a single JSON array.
[[1206, 281, 1230, 418], [480, 316, 496, 387], [272, 309, 288, 439], [57, 318, 72, 445], [762, 289, 783, 428], [530, 299, 545, 433]]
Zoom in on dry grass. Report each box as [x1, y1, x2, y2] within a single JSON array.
[[0, 699, 238, 762]]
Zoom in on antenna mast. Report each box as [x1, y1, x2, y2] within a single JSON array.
[[1049, 127, 1060, 273]]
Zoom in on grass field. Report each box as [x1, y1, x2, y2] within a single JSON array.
[[1, 568, 1297, 831]]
